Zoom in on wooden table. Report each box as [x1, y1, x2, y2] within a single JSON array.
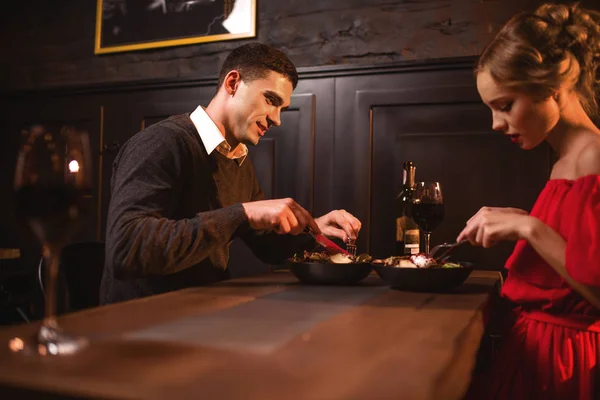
[[0, 270, 501, 400]]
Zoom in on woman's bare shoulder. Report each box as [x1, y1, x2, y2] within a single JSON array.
[[576, 134, 600, 177]]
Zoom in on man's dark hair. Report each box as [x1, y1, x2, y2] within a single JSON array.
[[216, 43, 298, 91]]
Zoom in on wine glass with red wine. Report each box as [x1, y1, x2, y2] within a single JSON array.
[[411, 182, 444, 255], [11, 124, 93, 356]]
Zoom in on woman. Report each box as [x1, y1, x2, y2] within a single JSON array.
[[459, 3, 600, 399]]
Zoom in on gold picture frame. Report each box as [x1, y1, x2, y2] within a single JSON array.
[[95, 0, 256, 55]]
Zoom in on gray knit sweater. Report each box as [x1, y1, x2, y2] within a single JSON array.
[[100, 114, 314, 304]]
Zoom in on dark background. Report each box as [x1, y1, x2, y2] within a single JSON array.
[[3, 0, 598, 91], [0, 0, 599, 323]]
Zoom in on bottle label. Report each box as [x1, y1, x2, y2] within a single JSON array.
[[404, 229, 420, 255], [396, 217, 405, 241]]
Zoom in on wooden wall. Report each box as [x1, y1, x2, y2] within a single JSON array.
[[0, 58, 557, 279], [2, 0, 598, 91], [2, 0, 600, 325]]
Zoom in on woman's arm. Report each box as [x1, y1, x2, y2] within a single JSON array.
[[457, 206, 600, 309], [525, 218, 600, 309]]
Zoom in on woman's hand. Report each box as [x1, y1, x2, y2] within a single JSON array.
[[457, 207, 535, 248]]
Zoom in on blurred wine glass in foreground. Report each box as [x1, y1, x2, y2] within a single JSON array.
[[10, 124, 93, 356], [411, 182, 444, 255]]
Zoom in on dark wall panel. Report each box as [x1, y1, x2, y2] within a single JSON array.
[[0, 59, 570, 287], [250, 93, 316, 211], [336, 79, 552, 269], [334, 70, 478, 250]]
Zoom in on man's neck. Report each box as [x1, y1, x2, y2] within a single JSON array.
[[205, 99, 240, 149]]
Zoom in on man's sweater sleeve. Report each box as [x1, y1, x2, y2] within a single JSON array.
[[105, 127, 248, 278], [239, 171, 316, 264]]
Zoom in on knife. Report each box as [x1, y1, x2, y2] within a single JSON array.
[[305, 227, 351, 256]]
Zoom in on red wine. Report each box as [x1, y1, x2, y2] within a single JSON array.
[[15, 184, 91, 247], [411, 203, 444, 232]]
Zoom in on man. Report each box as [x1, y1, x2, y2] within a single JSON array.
[[100, 43, 361, 304]]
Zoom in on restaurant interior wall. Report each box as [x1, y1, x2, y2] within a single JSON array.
[[0, 0, 599, 324]]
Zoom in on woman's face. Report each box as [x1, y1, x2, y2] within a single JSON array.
[[476, 69, 560, 150]]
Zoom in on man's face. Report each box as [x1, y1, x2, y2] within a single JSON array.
[[227, 70, 293, 146]]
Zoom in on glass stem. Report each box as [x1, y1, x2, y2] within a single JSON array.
[[424, 232, 432, 255], [42, 245, 59, 327]]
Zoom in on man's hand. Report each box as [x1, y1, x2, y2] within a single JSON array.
[[242, 198, 320, 235], [315, 210, 362, 241]]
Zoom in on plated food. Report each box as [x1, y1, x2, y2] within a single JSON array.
[[372, 253, 461, 269], [287, 251, 373, 285], [373, 256, 474, 292], [286, 250, 469, 288], [291, 251, 373, 264]]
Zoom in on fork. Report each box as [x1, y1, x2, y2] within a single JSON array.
[[428, 239, 468, 261], [345, 237, 357, 257]]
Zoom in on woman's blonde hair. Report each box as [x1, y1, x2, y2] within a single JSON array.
[[476, 3, 600, 116]]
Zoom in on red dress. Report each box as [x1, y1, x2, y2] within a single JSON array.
[[467, 175, 600, 400]]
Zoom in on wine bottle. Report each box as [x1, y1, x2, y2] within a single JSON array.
[[395, 161, 420, 255]]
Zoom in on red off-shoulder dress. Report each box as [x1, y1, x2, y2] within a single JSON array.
[[467, 175, 600, 399]]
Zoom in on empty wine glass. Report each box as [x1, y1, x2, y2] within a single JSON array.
[[10, 123, 93, 356], [411, 182, 444, 255]]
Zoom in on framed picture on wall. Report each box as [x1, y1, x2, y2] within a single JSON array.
[[95, 0, 256, 54]]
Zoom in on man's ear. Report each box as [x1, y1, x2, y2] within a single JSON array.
[[223, 70, 242, 96]]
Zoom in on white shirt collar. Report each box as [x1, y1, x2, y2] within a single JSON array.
[[190, 106, 248, 166]]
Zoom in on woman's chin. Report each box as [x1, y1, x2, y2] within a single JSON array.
[[520, 138, 544, 151]]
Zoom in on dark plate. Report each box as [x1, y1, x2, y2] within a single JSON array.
[[285, 260, 372, 285], [373, 262, 474, 292]]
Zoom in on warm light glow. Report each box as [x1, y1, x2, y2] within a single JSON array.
[[8, 338, 24, 352], [48, 343, 58, 355], [68, 160, 80, 173]]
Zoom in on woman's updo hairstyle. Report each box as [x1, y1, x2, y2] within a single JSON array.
[[476, 3, 600, 116]]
